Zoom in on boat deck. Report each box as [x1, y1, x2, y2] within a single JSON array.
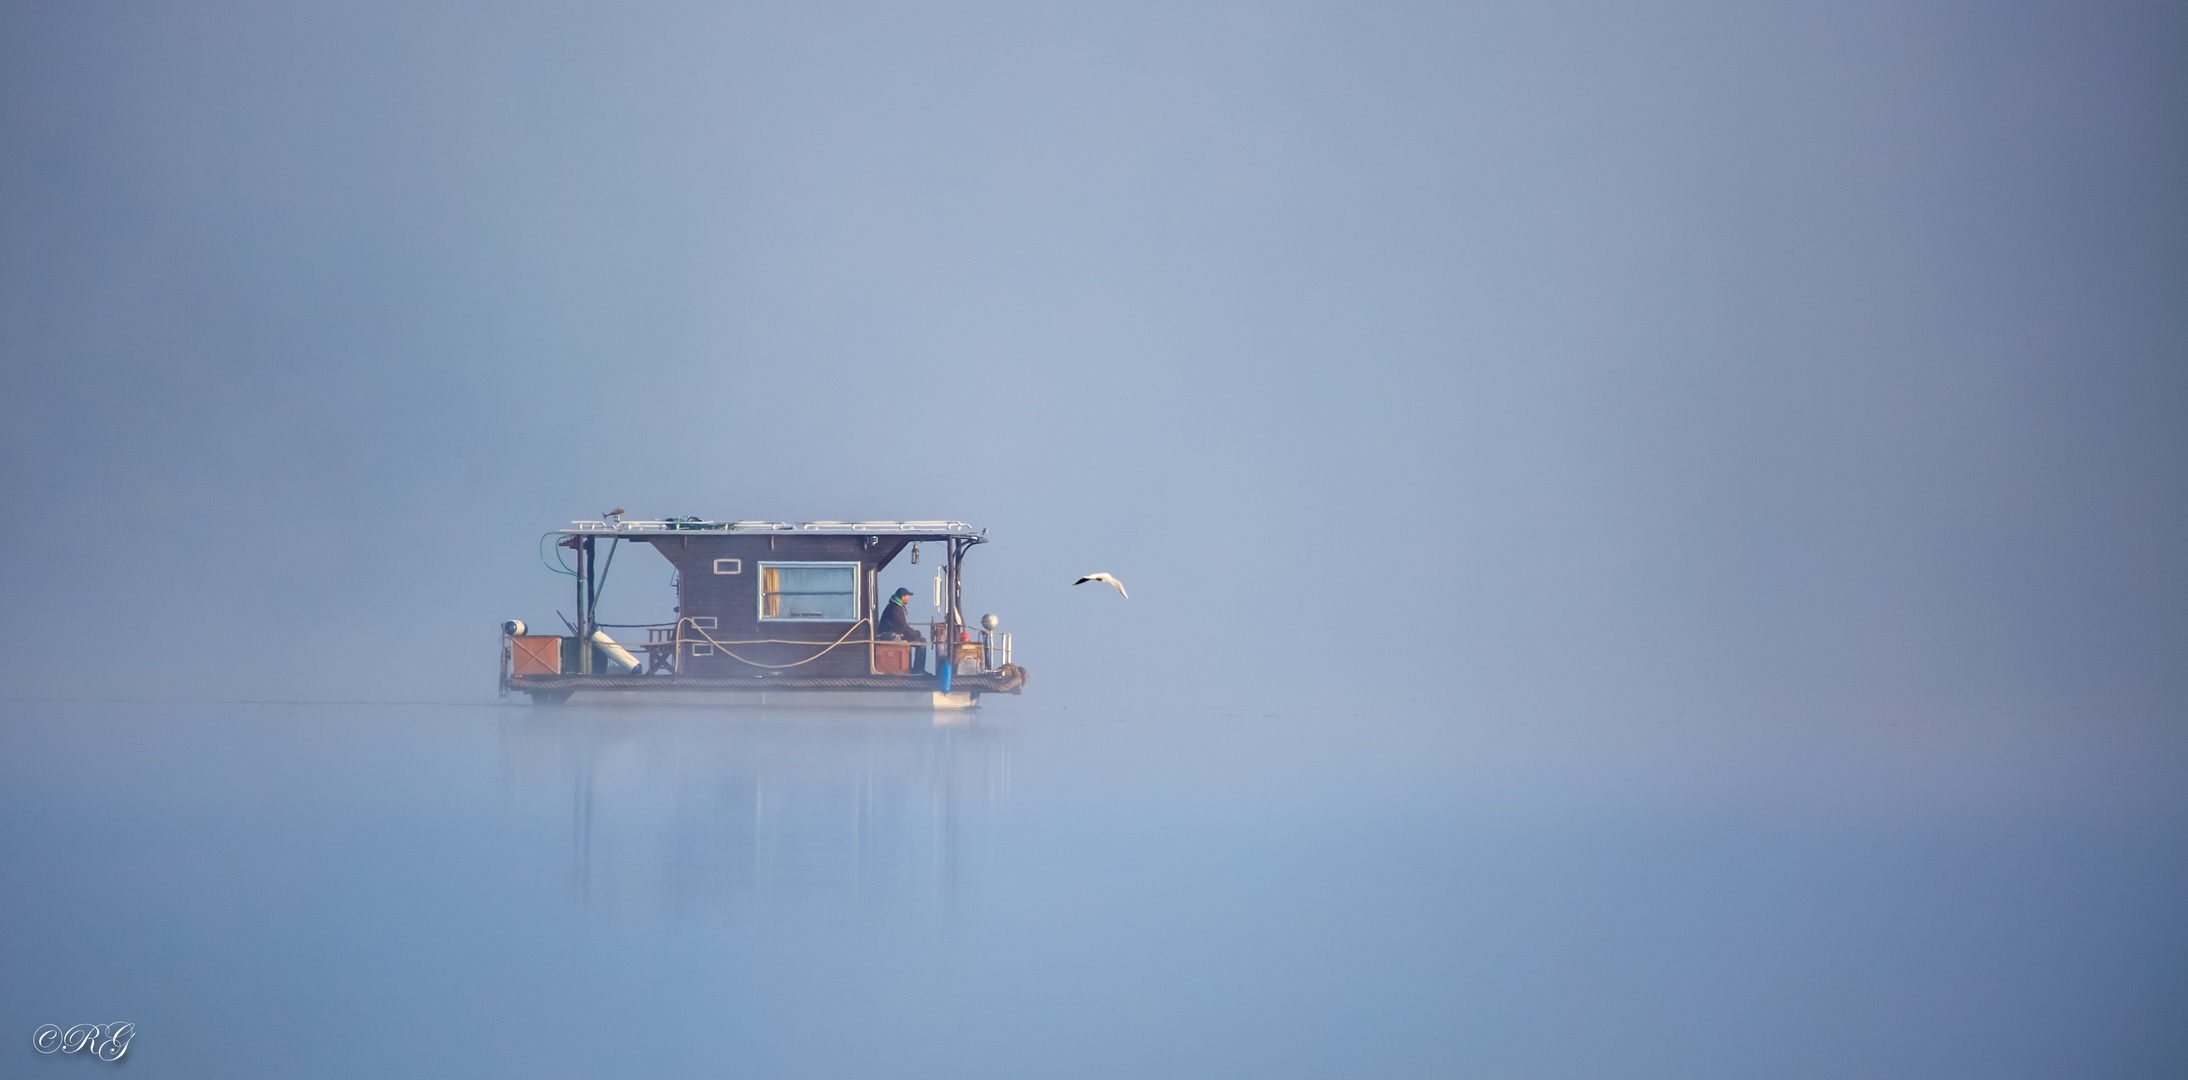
[[507, 665, 1028, 708]]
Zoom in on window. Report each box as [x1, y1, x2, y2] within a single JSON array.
[[759, 562, 859, 621], [687, 616, 716, 629], [689, 642, 714, 656], [713, 558, 741, 574]]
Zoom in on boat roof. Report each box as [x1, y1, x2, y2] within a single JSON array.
[[556, 520, 982, 541]]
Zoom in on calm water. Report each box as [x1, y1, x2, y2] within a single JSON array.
[[2, 697, 2183, 1078]]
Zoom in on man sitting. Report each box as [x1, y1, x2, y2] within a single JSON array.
[[877, 587, 925, 641]]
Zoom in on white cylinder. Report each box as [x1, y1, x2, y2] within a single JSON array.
[[588, 630, 642, 674]]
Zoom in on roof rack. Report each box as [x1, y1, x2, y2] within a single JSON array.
[[561, 520, 979, 535]]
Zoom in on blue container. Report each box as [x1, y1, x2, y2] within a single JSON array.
[[938, 662, 952, 694]]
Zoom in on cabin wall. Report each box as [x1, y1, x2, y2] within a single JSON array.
[[643, 535, 914, 677]]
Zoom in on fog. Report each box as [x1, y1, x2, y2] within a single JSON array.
[[2, 1, 2183, 1076]]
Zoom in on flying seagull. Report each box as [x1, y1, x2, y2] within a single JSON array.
[[1072, 573, 1128, 599]]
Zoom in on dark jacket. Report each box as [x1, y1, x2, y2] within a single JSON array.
[[878, 600, 923, 640]]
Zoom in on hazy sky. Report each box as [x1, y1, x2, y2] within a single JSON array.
[[2, 9, 2184, 1074], [1, 0, 2181, 712]]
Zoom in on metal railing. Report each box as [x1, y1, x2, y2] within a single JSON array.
[[925, 623, 1014, 674], [504, 622, 1012, 683], [566, 519, 978, 535]]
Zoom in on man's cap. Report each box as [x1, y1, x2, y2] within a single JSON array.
[[891, 588, 914, 599]]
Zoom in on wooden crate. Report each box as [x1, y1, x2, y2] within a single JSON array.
[[873, 641, 911, 675], [511, 635, 564, 676]]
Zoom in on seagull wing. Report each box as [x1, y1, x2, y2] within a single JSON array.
[[1073, 573, 1128, 598]]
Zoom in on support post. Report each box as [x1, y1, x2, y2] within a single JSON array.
[[571, 534, 584, 674], [580, 536, 595, 675]]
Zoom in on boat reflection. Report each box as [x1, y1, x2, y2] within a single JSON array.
[[499, 709, 1012, 912]]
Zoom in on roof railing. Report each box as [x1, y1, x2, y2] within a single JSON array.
[[563, 520, 978, 534]]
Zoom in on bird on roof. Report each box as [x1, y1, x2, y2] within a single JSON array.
[[1072, 573, 1128, 598], [604, 508, 626, 521]]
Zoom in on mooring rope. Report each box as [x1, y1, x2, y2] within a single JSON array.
[[670, 617, 873, 669], [508, 665, 1028, 694]]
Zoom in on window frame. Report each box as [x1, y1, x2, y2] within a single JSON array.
[[713, 558, 742, 575], [756, 561, 862, 623]]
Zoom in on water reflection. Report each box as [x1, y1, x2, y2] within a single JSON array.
[[498, 709, 1012, 913]]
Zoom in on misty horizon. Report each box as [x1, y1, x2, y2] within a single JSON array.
[[2, 1, 2183, 1076]]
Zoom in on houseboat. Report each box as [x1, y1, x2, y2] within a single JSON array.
[[499, 518, 1028, 709]]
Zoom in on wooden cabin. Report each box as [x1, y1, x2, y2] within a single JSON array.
[[501, 519, 1027, 709]]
